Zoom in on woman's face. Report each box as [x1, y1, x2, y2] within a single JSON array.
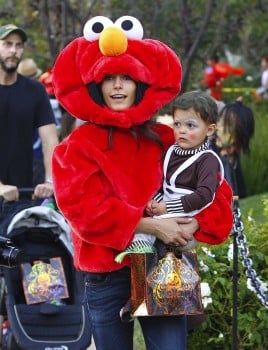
[[101, 74, 136, 111]]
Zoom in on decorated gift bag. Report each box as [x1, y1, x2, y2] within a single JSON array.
[[128, 243, 203, 317]]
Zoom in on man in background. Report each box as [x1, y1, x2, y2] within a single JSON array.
[[0, 24, 58, 202]]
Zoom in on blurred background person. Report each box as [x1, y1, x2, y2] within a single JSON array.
[[17, 57, 42, 79], [199, 54, 244, 102], [254, 56, 268, 101], [39, 68, 76, 140], [200, 54, 224, 101], [215, 97, 255, 198]]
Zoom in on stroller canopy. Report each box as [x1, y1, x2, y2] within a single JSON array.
[[6, 206, 73, 256]]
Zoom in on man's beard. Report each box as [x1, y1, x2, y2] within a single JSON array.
[[0, 59, 19, 73]]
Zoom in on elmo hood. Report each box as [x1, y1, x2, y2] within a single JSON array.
[[52, 16, 182, 128]]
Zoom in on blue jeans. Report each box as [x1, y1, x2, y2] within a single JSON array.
[[84, 267, 187, 350]]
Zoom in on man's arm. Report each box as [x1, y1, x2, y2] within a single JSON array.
[[33, 123, 59, 199], [39, 123, 59, 181]]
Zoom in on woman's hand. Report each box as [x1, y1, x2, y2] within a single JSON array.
[[136, 216, 198, 247]]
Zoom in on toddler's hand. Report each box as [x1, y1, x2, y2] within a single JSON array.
[[145, 200, 155, 216], [151, 200, 167, 215]]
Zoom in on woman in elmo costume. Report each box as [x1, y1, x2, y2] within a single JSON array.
[[52, 16, 233, 350]]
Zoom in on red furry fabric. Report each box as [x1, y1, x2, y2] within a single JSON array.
[[53, 123, 172, 271], [53, 38, 182, 128], [195, 178, 233, 244]]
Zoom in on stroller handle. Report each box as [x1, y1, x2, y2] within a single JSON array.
[[0, 187, 34, 203], [18, 187, 35, 195], [0, 187, 54, 206]]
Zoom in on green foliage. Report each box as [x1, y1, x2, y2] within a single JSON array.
[[240, 193, 268, 224], [134, 321, 146, 350], [1, 0, 268, 91], [187, 197, 268, 349], [240, 104, 268, 196]]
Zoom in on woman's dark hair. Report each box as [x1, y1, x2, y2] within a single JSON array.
[[87, 82, 105, 106], [106, 121, 164, 154], [135, 82, 149, 105], [59, 111, 76, 141], [87, 81, 149, 106]]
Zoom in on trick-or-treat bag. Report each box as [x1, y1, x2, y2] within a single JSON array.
[[129, 244, 203, 317]]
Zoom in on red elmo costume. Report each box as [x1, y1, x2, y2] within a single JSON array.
[[52, 16, 233, 273]]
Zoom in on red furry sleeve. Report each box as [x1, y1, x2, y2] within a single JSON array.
[[194, 178, 233, 245], [52, 139, 144, 251]]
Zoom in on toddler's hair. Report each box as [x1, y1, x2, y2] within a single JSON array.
[[172, 90, 218, 124]]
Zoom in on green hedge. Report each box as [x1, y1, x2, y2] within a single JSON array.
[[240, 102, 268, 196], [188, 197, 268, 349]]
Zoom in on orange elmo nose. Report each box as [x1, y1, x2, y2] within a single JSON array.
[[99, 26, 128, 56]]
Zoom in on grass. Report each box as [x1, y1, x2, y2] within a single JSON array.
[[134, 321, 145, 350], [239, 192, 268, 223]]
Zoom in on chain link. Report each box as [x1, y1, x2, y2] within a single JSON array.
[[232, 201, 268, 308]]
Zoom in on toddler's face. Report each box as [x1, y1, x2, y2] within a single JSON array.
[[173, 108, 215, 149]]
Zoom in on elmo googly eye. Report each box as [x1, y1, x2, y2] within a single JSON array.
[[83, 16, 114, 41], [114, 16, 143, 40]]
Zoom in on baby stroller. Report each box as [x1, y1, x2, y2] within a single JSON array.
[[0, 192, 91, 350]]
